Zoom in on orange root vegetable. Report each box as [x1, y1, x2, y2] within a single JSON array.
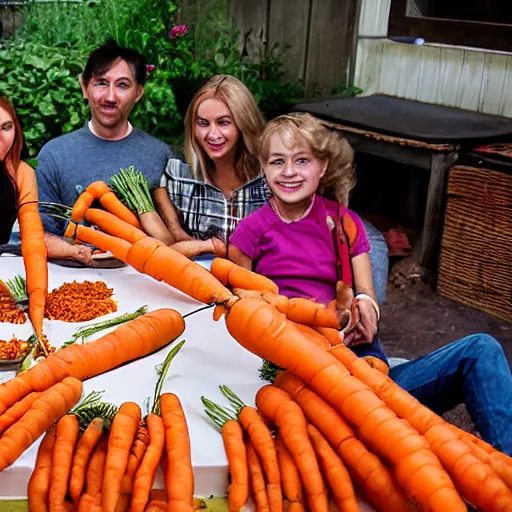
[[247, 440, 271, 512], [120, 423, 149, 495], [84, 208, 147, 244], [255, 385, 328, 512], [69, 191, 95, 225], [85, 435, 108, 496], [0, 377, 82, 472], [74, 224, 132, 261], [225, 298, 465, 511], [275, 434, 304, 512], [131, 413, 166, 512], [69, 418, 105, 503], [307, 424, 358, 512], [274, 372, 412, 512], [77, 493, 103, 512], [0, 391, 41, 435], [0, 309, 185, 415], [161, 393, 194, 512], [220, 419, 250, 512], [238, 406, 282, 512], [28, 427, 56, 512], [17, 162, 48, 339], [99, 191, 141, 228], [49, 414, 80, 512], [313, 327, 341, 346], [102, 402, 142, 512], [152, 187, 194, 242], [211, 258, 279, 295]]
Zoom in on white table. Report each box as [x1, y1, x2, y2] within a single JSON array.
[[0, 256, 263, 499]]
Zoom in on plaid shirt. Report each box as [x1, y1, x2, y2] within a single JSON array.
[[160, 158, 270, 243]]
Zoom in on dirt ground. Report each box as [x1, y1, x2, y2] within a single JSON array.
[[380, 258, 512, 434]]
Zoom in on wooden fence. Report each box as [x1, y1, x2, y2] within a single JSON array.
[[182, 0, 359, 96]]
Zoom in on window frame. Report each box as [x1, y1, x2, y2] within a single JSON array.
[[388, 0, 512, 53]]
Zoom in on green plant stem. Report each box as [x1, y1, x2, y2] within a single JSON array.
[[152, 340, 186, 415], [219, 385, 245, 413], [201, 396, 237, 431], [4, 275, 28, 303], [70, 390, 118, 432], [110, 166, 155, 215]]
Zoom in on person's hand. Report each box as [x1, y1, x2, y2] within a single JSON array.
[[353, 297, 379, 343], [45, 233, 96, 266], [71, 245, 96, 266]]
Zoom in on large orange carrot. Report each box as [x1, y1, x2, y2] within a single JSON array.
[[211, 258, 279, 294], [247, 440, 271, 512], [307, 424, 358, 512], [120, 423, 149, 495], [85, 435, 108, 496], [274, 434, 304, 512], [69, 418, 104, 503], [0, 309, 185, 414], [131, 413, 166, 512], [0, 391, 41, 435], [74, 224, 234, 306], [16, 161, 47, 339], [255, 385, 328, 512], [161, 393, 194, 512], [225, 298, 466, 511], [274, 372, 412, 512], [237, 406, 282, 512], [49, 414, 80, 512], [28, 427, 56, 512], [0, 377, 82, 471], [220, 419, 249, 512], [101, 402, 142, 512], [84, 208, 147, 244], [330, 343, 512, 511]]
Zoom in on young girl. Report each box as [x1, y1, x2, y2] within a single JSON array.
[[228, 112, 387, 364]]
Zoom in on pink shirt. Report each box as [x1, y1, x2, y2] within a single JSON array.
[[229, 195, 370, 304]]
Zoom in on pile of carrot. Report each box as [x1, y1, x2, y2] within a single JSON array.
[[0, 293, 26, 324], [0, 337, 30, 360], [44, 280, 118, 322], [215, 292, 512, 512], [28, 393, 194, 512]]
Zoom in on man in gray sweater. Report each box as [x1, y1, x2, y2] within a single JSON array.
[[36, 40, 173, 265]]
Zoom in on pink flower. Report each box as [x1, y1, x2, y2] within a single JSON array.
[[169, 24, 188, 39], [146, 64, 156, 73]]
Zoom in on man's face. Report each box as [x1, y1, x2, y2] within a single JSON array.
[[81, 58, 144, 134]]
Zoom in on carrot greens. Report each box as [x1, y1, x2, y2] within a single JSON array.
[[70, 391, 118, 432], [109, 167, 155, 216]]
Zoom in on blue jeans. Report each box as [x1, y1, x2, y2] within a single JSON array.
[[389, 334, 512, 455], [362, 219, 388, 304]]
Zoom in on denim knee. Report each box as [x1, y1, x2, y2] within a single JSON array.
[[458, 333, 505, 359]]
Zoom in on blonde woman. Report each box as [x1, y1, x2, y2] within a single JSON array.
[[154, 75, 268, 254]]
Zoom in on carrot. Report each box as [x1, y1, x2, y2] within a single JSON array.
[[161, 393, 194, 512], [69, 191, 95, 224], [152, 187, 194, 242], [247, 440, 271, 512], [84, 208, 147, 244], [0, 309, 185, 414], [330, 343, 512, 510], [99, 191, 141, 228], [255, 385, 328, 512], [237, 406, 282, 512], [120, 423, 149, 495], [211, 258, 279, 294], [16, 161, 47, 340], [274, 372, 412, 512], [131, 413, 166, 512], [274, 434, 304, 512], [0, 377, 82, 471], [218, 419, 249, 512], [74, 223, 234, 306], [225, 298, 466, 511], [307, 424, 358, 512], [28, 427, 56, 512], [85, 435, 108, 496], [101, 401, 142, 512], [0, 391, 41, 435], [77, 493, 103, 512], [69, 417, 104, 503], [49, 414, 80, 512], [313, 327, 341, 346]]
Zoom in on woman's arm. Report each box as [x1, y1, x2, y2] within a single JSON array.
[[227, 244, 253, 270], [152, 187, 193, 243]]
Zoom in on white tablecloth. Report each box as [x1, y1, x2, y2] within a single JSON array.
[[0, 256, 263, 499]]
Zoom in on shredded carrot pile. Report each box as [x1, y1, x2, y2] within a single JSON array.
[[44, 280, 117, 322], [0, 337, 30, 360], [0, 296, 27, 325]]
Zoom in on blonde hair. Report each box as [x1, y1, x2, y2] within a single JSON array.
[[184, 75, 265, 183], [259, 112, 355, 205]]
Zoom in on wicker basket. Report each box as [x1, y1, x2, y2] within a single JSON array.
[[438, 165, 512, 322]]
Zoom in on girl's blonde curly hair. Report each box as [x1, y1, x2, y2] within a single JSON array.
[[259, 112, 355, 205]]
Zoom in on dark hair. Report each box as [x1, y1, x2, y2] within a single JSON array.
[[82, 39, 147, 86]]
